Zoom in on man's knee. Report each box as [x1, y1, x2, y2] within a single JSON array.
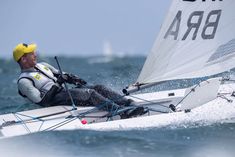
[[87, 89, 97, 95], [73, 88, 96, 101]]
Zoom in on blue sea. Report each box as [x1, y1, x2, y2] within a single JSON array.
[[0, 56, 235, 157]]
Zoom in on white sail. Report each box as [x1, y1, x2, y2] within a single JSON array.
[[103, 40, 113, 57], [137, 0, 235, 84]]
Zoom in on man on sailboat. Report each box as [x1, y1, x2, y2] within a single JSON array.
[[13, 43, 145, 119]]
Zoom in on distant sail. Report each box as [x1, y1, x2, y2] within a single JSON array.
[[88, 40, 114, 64], [103, 40, 113, 58], [137, 0, 235, 84]]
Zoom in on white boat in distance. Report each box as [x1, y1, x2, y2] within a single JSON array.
[[1, 0, 235, 138], [88, 40, 114, 64]]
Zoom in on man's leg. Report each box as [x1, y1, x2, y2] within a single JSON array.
[[70, 88, 121, 112], [51, 88, 119, 112], [89, 85, 147, 118], [52, 88, 146, 118], [90, 85, 133, 106]]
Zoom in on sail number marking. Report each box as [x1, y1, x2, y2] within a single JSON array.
[[164, 10, 221, 40]]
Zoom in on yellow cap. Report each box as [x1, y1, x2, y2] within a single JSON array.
[[13, 43, 37, 62]]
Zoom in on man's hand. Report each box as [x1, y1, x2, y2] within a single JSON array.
[[65, 73, 87, 86], [56, 74, 66, 86], [77, 78, 87, 85]]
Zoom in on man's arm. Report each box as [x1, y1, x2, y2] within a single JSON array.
[[18, 78, 64, 106], [40, 62, 87, 86], [18, 78, 42, 103]]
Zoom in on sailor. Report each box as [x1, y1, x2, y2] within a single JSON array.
[[13, 43, 145, 118]]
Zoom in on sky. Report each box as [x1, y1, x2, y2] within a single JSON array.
[[0, 0, 171, 59]]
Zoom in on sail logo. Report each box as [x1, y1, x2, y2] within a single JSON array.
[[164, 10, 221, 40]]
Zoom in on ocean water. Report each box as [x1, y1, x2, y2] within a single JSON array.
[[0, 56, 235, 157]]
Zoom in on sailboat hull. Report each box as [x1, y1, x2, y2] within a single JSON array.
[[1, 80, 235, 139]]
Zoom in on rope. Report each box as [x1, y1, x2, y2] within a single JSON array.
[[0, 108, 74, 128], [13, 113, 31, 133], [42, 117, 78, 131]]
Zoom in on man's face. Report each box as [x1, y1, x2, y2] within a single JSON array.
[[21, 51, 37, 68]]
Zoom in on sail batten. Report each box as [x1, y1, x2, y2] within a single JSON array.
[[137, 0, 235, 84]]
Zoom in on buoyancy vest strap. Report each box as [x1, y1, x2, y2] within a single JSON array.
[[17, 77, 36, 98], [34, 65, 56, 82]]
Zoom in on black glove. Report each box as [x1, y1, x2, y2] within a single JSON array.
[[56, 74, 66, 86], [77, 78, 87, 85], [65, 73, 87, 86]]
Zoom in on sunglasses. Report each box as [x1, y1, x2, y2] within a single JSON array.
[[22, 43, 28, 47]]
